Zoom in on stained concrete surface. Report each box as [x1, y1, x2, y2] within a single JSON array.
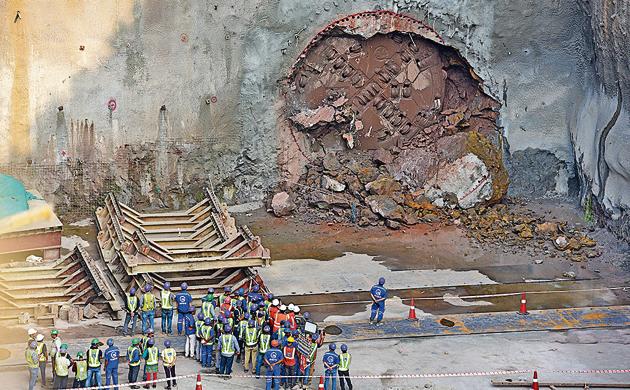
[[2, 329, 630, 389]]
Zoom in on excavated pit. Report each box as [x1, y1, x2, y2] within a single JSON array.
[[280, 12, 507, 228]]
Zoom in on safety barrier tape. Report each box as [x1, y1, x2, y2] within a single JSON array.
[[60, 367, 630, 389], [296, 286, 630, 307]]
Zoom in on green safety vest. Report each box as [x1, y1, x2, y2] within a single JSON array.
[[339, 352, 351, 371], [258, 334, 270, 353], [142, 293, 155, 311], [162, 348, 176, 366], [75, 360, 88, 380], [127, 346, 140, 367], [201, 325, 214, 343], [127, 296, 138, 311], [202, 301, 214, 318], [220, 334, 234, 354], [245, 327, 258, 347], [308, 342, 317, 361], [161, 291, 172, 309], [55, 353, 70, 376], [195, 320, 204, 337], [87, 348, 101, 368], [146, 346, 159, 365], [25, 349, 38, 369]]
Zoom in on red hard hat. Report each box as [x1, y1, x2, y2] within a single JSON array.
[[225, 297, 231, 303], [271, 340, 279, 347]]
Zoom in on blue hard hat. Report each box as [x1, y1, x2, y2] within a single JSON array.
[[164, 340, 171, 348], [341, 344, 348, 352], [311, 333, 319, 341], [218, 314, 224, 321], [234, 300, 242, 307], [329, 343, 336, 351], [238, 288, 244, 296], [148, 338, 154, 346], [263, 325, 271, 333], [147, 328, 154, 334], [163, 281, 170, 290], [267, 293, 273, 300], [225, 310, 231, 318], [224, 286, 231, 292], [208, 288, 214, 294], [204, 317, 211, 325], [378, 277, 385, 286], [304, 312, 311, 319], [257, 311, 265, 317], [248, 320, 255, 327], [181, 282, 188, 290], [292, 330, 299, 336], [251, 304, 259, 312], [222, 318, 228, 325], [129, 287, 136, 295], [244, 312, 250, 319], [224, 325, 232, 332], [197, 312, 204, 320], [189, 306, 196, 314], [107, 338, 114, 347], [252, 285, 259, 292], [144, 284, 152, 292]]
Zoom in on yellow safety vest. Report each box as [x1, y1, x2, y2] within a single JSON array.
[[195, 320, 204, 337], [88, 348, 101, 368], [258, 334, 270, 353], [201, 325, 214, 343], [75, 360, 88, 380], [25, 349, 38, 369], [339, 352, 351, 371], [146, 346, 159, 365], [245, 327, 258, 347], [202, 301, 214, 318], [142, 293, 155, 311], [127, 296, 138, 311], [161, 348, 176, 366], [55, 353, 71, 376], [127, 346, 140, 367], [221, 334, 234, 354], [161, 291, 172, 309], [36, 342, 46, 362]]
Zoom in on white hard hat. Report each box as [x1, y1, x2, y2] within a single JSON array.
[[288, 303, 295, 311], [36, 334, 44, 342], [293, 305, 300, 313], [272, 299, 279, 306], [280, 304, 287, 311], [28, 328, 37, 336]]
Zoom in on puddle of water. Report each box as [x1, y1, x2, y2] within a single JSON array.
[[443, 293, 493, 307]]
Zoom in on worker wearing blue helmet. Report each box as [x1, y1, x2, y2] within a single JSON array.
[[104, 338, 120, 390], [175, 282, 193, 335], [123, 287, 140, 336], [369, 277, 387, 325], [160, 281, 175, 335], [322, 343, 340, 390]]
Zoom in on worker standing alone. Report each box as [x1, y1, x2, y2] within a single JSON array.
[[338, 344, 353, 390], [161, 340, 177, 390], [104, 338, 120, 390], [369, 277, 387, 325]]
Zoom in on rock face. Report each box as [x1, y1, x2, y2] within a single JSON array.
[[271, 192, 295, 217]]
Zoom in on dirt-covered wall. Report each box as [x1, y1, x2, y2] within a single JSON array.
[[0, 1, 616, 217]]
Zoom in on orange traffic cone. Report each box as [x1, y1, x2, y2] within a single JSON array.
[[531, 370, 539, 390], [408, 297, 418, 320], [318, 375, 324, 389], [195, 373, 203, 390], [518, 292, 529, 315]]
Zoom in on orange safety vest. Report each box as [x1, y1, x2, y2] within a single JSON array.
[[283, 345, 296, 366], [287, 313, 297, 330], [273, 312, 288, 332]]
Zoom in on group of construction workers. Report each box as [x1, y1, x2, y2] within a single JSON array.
[[23, 276, 390, 390]]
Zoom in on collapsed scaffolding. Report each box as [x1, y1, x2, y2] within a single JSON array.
[[0, 187, 271, 323]]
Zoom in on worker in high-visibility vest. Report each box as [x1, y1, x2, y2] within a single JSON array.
[[35, 334, 48, 387], [123, 287, 140, 336], [236, 313, 250, 363], [161, 340, 177, 390], [26, 341, 39, 390], [338, 344, 353, 390], [50, 329, 61, 383], [52, 344, 72, 390], [142, 338, 159, 388], [281, 336, 297, 388], [195, 312, 205, 361], [127, 338, 142, 386], [200, 317, 215, 368], [72, 352, 88, 388], [243, 319, 259, 373], [202, 288, 216, 319], [160, 282, 175, 335], [218, 325, 240, 376], [85, 339, 103, 387], [139, 284, 156, 334], [255, 325, 271, 378]]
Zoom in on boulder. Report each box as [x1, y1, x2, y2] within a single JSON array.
[[372, 149, 393, 165], [321, 175, 346, 192], [309, 192, 352, 209], [366, 195, 404, 221], [365, 176, 402, 196], [271, 192, 296, 217], [323, 152, 342, 172], [386, 219, 401, 230]]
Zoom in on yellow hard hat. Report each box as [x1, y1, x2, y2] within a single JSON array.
[[287, 336, 295, 343]]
